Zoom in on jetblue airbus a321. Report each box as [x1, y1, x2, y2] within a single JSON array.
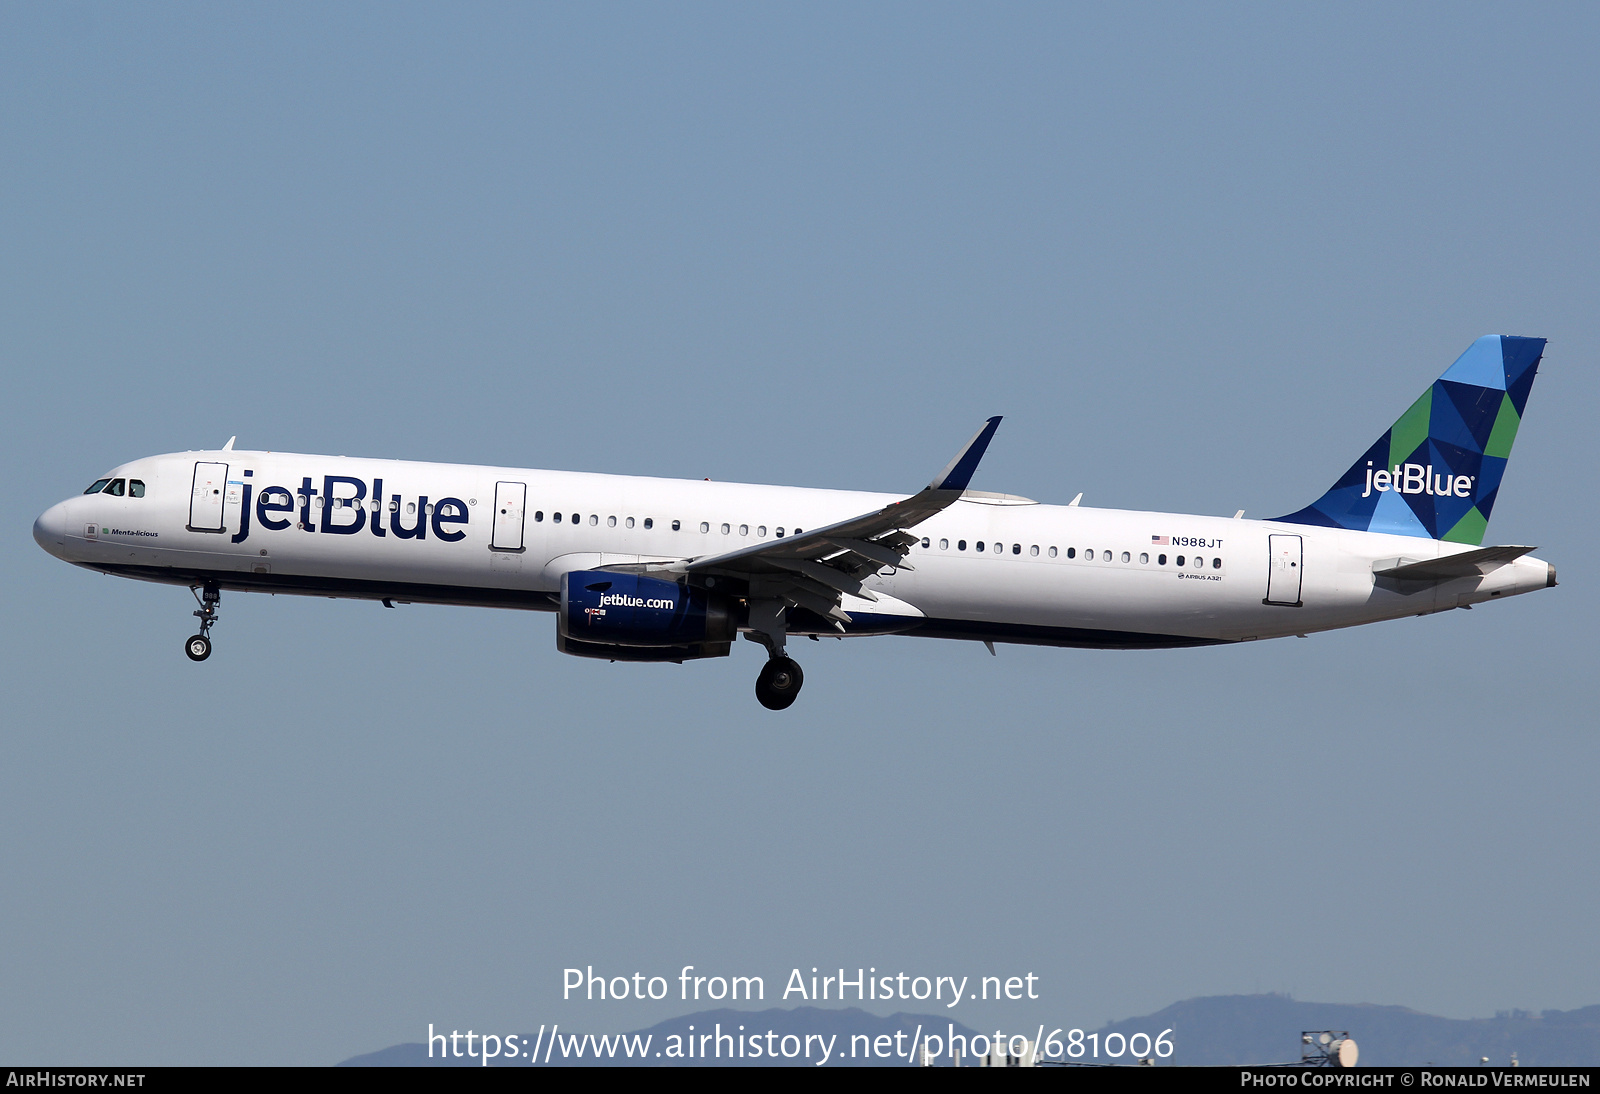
[[34, 336, 1555, 709]]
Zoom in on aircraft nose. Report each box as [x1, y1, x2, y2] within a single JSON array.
[[33, 501, 69, 557]]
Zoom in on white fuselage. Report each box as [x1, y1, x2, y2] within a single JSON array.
[[33, 449, 1554, 649]]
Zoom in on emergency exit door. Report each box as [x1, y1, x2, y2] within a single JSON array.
[[1264, 534, 1303, 607], [490, 481, 527, 551], [188, 462, 228, 532]]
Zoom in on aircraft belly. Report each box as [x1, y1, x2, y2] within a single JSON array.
[[897, 554, 1241, 642]]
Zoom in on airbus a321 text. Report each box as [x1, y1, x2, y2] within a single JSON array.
[[34, 336, 1555, 709]]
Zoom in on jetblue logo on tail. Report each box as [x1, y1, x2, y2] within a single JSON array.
[[1273, 335, 1544, 545], [1362, 462, 1473, 499]]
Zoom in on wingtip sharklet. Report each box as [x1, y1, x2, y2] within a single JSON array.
[[930, 415, 1002, 492]]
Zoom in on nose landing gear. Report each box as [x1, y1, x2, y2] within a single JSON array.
[[755, 656, 804, 711], [185, 583, 220, 662]]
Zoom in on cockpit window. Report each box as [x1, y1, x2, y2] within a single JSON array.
[[84, 479, 110, 495], [103, 479, 126, 497], [129, 479, 145, 498]]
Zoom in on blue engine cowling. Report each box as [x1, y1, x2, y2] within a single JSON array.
[[557, 571, 736, 662]]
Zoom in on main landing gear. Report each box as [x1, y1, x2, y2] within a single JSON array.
[[755, 656, 804, 711], [746, 597, 804, 710], [185, 583, 220, 662]]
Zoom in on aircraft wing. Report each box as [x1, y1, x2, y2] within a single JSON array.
[[679, 417, 1002, 625]]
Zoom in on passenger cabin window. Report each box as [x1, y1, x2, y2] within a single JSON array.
[[588, 514, 597, 526], [1175, 555, 1185, 566], [1140, 552, 1149, 564], [534, 511, 544, 522], [776, 528, 785, 537], [1012, 543, 1021, 555], [921, 537, 929, 548], [757, 525, 767, 537], [1158, 553, 1167, 565], [608, 516, 617, 527], [1213, 557, 1222, 569], [1121, 551, 1131, 563], [700, 522, 710, 534], [1048, 547, 1058, 558], [957, 540, 967, 551], [721, 523, 730, 535], [740, 524, 749, 536], [553, 512, 562, 523], [1102, 550, 1112, 562], [1066, 548, 1075, 558], [84, 479, 110, 494], [939, 538, 949, 550], [1030, 545, 1039, 556], [626, 517, 635, 528], [976, 541, 985, 552], [671, 520, 680, 531], [570, 513, 579, 524], [644, 518, 654, 529]]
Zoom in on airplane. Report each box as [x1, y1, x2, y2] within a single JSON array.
[[33, 335, 1555, 710]]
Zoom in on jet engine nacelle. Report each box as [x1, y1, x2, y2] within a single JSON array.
[[557, 571, 735, 662]]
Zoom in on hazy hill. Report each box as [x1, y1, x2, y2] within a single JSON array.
[[1100, 995, 1600, 1066]]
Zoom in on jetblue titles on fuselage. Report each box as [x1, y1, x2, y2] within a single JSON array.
[[231, 473, 471, 545]]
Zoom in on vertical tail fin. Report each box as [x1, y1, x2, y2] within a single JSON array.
[[1272, 336, 1545, 544]]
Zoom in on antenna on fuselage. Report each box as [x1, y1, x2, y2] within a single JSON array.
[[222, 436, 236, 451]]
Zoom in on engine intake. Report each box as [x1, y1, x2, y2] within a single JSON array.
[[557, 571, 735, 662]]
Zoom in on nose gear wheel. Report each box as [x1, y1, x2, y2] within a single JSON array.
[[185, 583, 220, 662]]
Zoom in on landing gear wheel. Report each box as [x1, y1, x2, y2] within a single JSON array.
[[186, 583, 221, 662], [755, 657, 804, 711]]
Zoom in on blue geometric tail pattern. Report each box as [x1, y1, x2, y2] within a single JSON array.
[[1272, 335, 1545, 545]]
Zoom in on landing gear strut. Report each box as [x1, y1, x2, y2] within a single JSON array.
[[755, 656, 804, 711], [185, 583, 220, 662], [744, 597, 804, 710]]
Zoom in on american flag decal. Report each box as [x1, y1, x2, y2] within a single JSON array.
[[1151, 535, 1169, 545]]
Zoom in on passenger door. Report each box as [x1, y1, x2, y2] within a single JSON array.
[[490, 481, 527, 551], [1264, 534, 1303, 606], [188, 462, 228, 533]]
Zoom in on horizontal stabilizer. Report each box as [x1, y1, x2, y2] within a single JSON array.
[[1373, 545, 1535, 582]]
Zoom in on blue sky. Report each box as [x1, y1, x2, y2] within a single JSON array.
[[2, 2, 1597, 1064]]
